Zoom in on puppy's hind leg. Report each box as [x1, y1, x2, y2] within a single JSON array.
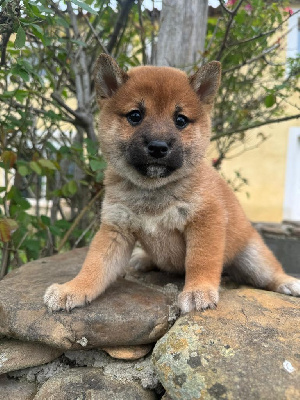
[[129, 247, 157, 272], [230, 231, 300, 297]]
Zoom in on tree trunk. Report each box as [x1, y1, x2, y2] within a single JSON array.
[[156, 0, 208, 70]]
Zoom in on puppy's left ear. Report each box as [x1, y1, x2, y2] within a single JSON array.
[[189, 61, 221, 109], [94, 53, 129, 100]]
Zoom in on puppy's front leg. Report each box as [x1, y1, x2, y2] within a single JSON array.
[[178, 206, 225, 313], [44, 224, 135, 312]]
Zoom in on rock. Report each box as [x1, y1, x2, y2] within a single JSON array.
[[8, 358, 70, 386], [291, 227, 300, 238], [125, 268, 184, 291], [7, 345, 160, 394], [33, 367, 157, 400], [161, 394, 173, 400], [103, 355, 159, 390], [152, 286, 300, 400], [102, 344, 153, 360], [0, 248, 173, 350], [64, 349, 159, 390], [0, 339, 63, 374], [0, 374, 36, 400]]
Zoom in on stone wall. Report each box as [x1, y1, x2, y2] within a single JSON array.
[[255, 221, 300, 276], [0, 245, 299, 399]]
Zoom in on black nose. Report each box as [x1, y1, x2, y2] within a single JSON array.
[[147, 141, 169, 159]]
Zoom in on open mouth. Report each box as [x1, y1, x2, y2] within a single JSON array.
[[146, 165, 168, 178], [133, 163, 176, 178]]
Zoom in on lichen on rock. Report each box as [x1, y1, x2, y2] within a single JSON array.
[[152, 287, 300, 400]]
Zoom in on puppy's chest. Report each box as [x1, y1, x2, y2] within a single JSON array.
[[137, 205, 189, 235], [101, 200, 191, 235]]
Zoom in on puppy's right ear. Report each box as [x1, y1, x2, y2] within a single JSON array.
[[94, 54, 128, 99], [189, 61, 221, 110]]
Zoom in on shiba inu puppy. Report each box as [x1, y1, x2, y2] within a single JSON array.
[[44, 54, 300, 313]]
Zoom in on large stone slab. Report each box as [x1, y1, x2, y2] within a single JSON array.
[[0, 339, 63, 374], [153, 287, 300, 400], [33, 367, 157, 400], [0, 374, 36, 400], [0, 248, 173, 350]]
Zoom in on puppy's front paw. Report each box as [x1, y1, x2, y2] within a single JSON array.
[[44, 283, 92, 312], [276, 278, 300, 297], [178, 287, 219, 314]]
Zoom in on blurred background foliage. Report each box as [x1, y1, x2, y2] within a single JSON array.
[[0, 0, 299, 277]]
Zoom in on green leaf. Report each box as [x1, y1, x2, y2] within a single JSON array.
[[15, 197, 31, 211], [59, 145, 71, 154], [29, 161, 42, 175], [46, 142, 57, 152], [11, 65, 30, 82], [15, 26, 26, 49], [26, 2, 43, 18], [264, 94, 276, 108], [70, 39, 87, 47], [31, 26, 45, 43], [45, 110, 60, 121], [85, 138, 98, 156], [18, 59, 33, 73], [90, 159, 106, 171], [70, 0, 98, 15], [61, 183, 69, 197], [49, 225, 63, 236], [31, 26, 51, 46], [38, 159, 57, 170], [23, 238, 40, 253], [1, 0, 10, 8], [235, 13, 246, 25], [96, 170, 104, 182], [6, 186, 19, 201], [67, 180, 78, 196], [18, 165, 30, 177], [56, 16, 70, 28], [55, 219, 72, 229], [28, 2, 54, 15], [31, 24, 43, 35], [0, 90, 15, 99], [41, 215, 51, 226], [15, 89, 29, 103]]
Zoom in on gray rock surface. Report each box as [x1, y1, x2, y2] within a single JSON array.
[[0, 248, 175, 350], [33, 367, 157, 400], [0, 339, 63, 374], [152, 286, 300, 400], [8, 358, 70, 386], [8, 347, 159, 391], [0, 374, 36, 400], [63, 349, 159, 390]]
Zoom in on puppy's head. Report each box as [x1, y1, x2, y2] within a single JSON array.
[[94, 54, 221, 189]]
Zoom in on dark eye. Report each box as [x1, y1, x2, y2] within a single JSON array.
[[175, 114, 189, 129], [126, 110, 143, 126]]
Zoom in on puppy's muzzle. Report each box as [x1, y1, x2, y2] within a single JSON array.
[[147, 140, 169, 159], [125, 134, 183, 179]]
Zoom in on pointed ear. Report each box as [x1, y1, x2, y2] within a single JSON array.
[[94, 54, 128, 99], [189, 61, 221, 108]]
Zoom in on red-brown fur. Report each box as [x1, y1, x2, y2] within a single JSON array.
[[44, 54, 300, 313]]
